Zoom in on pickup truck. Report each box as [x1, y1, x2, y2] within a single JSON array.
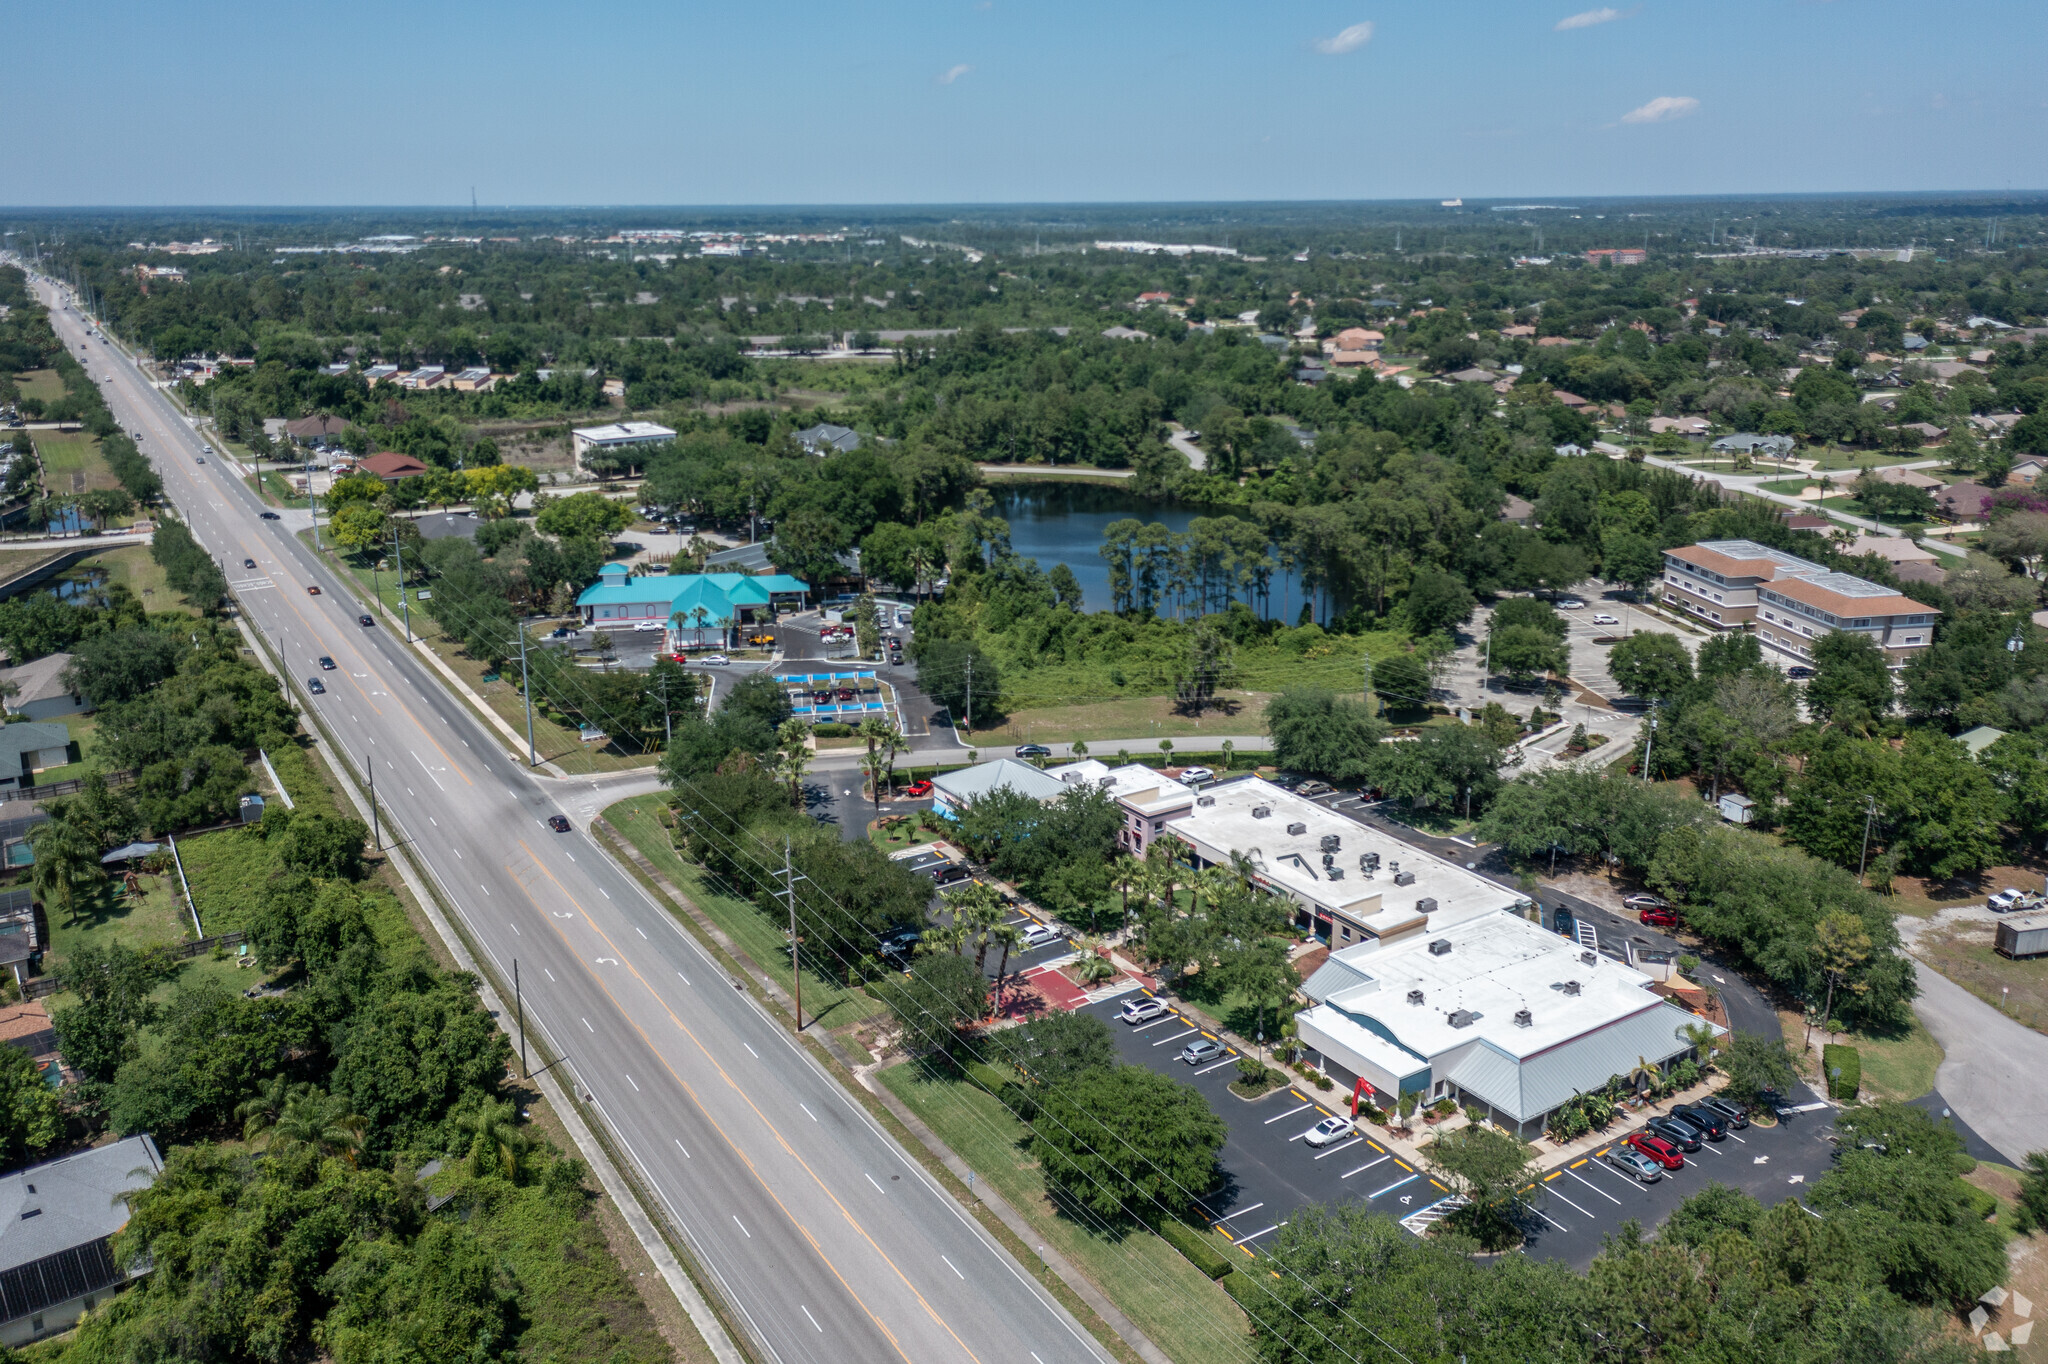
[[1989, 887, 2047, 914]]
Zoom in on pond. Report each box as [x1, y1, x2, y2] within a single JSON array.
[[987, 482, 1308, 619]]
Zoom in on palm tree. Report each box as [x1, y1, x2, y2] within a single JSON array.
[[858, 716, 897, 813], [986, 921, 1023, 1015], [455, 1097, 528, 1181], [944, 881, 1010, 976], [28, 818, 104, 927], [234, 1075, 294, 1144], [242, 1083, 368, 1162], [1189, 866, 1235, 920], [774, 718, 812, 808], [905, 545, 936, 604], [1109, 854, 1144, 932]]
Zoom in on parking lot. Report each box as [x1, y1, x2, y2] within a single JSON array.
[[1077, 990, 1841, 1268]]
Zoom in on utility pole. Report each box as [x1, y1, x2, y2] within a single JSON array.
[[1857, 796, 1879, 882], [1362, 652, 1374, 713], [310, 484, 321, 552], [365, 751, 381, 849], [1640, 701, 1660, 782], [517, 626, 537, 767], [777, 837, 808, 1033], [963, 656, 973, 735], [515, 959, 527, 1078], [393, 530, 411, 641], [659, 674, 672, 745]]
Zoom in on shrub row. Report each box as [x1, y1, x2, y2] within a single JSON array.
[[1821, 1043, 1861, 1101]]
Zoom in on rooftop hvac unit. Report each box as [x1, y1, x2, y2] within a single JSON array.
[[1416, 897, 1438, 915], [1321, 852, 1335, 867], [1359, 852, 1380, 872], [1098, 776, 1116, 788], [1513, 1008, 1533, 1028], [1286, 821, 1308, 836], [1561, 980, 1582, 996], [1196, 794, 1216, 807], [1393, 871, 1417, 886], [1427, 939, 1452, 956], [1580, 950, 1598, 966], [1061, 772, 1082, 784], [1447, 1009, 1476, 1029], [1252, 805, 1271, 819], [1319, 834, 1342, 853], [1326, 868, 1344, 881], [1406, 989, 1426, 1005]]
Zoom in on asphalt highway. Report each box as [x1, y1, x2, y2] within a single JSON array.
[[28, 273, 1108, 1364]]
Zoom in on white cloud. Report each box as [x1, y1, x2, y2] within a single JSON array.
[[936, 64, 972, 85], [1555, 7, 1622, 30], [1620, 95, 1700, 124], [1313, 21, 1375, 55]]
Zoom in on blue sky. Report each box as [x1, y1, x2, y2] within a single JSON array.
[[9, 0, 2045, 206]]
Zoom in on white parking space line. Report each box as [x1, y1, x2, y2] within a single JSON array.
[[1368, 1173, 1418, 1200], [1128, 1014, 1181, 1033], [1194, 1056, 1238, 1075], [1235, 1223, 1286, 1245], [1341, 1154, 1391, 1180], [1312, 1137, 1364, 1160], [1696, 1141, 1726, 1156], [1211, 1202, 1265, 1225], [1562, 1164, 1624, 1204], [1264, 1102, 1314, 1125], [1151, 1028, 1199, 1047], [1540, 1177, 1593, 1218]]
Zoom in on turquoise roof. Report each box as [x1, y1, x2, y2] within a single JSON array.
[[577, 570, 809, 625]]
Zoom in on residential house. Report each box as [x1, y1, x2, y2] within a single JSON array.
[[282, 414, 350, 450], [1298, 907, 1714, 1138], [1935, 482, 1993, 521], [1900, 422, 1948, 443], [1553, 443, 1589, 458], [1331, 328, 1382, 352], [1711, 433, 1796, 459], [1446, 368, 1498, 384], [1535, 336, 1578, 348], [1551, 391, 1590, 409], [1893, 561, 1947, 586], [1329, 349, 1377, 369], [0, 889, 42, 988], [0, 725, 76, 792], [2008, 457, 2047, 486], [927, 758, 1068, 821], [1924, 361, 1982, 382], [1956, 725, 2008, 757], [1100, 326, 1150, 341], [1647, 416, 1710, 439], [793, 423, 861, 456], [1045, 760, 1194, 857], [1500, 495, 1536, 527], [0, 1135, 164, 1346], [1499, 324, 1536, 339], [1902, 333, 1929, 351], [1870, 466, 1943, 491], [574, 563, 808, 646], [0, 654, 88, 721], [1777, 512, 1830, 532], [355, 451, 430, 483], [570, 421, 677, 465], [1843, 533, 1939, 566], [1135, 291, 1173, 305]]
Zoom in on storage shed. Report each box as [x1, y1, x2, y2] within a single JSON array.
[[1717, 793, 1756, 825], [1994, 913, 2048, 961]]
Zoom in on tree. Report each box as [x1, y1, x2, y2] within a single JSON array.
[[2014, 1150, 2048, 1235], [1029, 1064, 1225, 1221], [1716, 1031, 1795, 1104], [28, 817, 103, 926], [1366, 724, 1501, 814], [1425, 1123, 1541, 1251], [1606, 631, 1693, 699], [329, 502, 388, 554], [1600, 531, 1663, 598], [988, 1009, 1119, 1088], [534, 490, 632, 542], [1403, 567, 1476, 636], [0, 1042, 61, 1165], [1812, 910, 1872, 1038], [1263, 689, 1385, 781], [1487, 624, 1568, 684], [1806, 628, 1892, 724], [914, 636, 997, 729], [873, 954, 986, 1054], [773, 717, 811, 807], [51, 942, 170, 1083], [64, 626, 182, 706], [1370, 651, 1432, 713]]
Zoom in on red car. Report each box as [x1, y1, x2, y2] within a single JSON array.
[[1639, 906, 1680, 929], [903, 780, 933, 798], [1625, 1132, 1685, 1170], [669, 653, 688, 663]]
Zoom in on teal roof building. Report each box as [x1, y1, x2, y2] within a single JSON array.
[[576, 563, 809, 640]]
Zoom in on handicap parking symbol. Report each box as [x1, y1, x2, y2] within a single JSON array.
[[1399, 1195, 1412, 1205]]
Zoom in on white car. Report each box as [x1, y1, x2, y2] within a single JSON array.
[[632, 620, 665, 632], [1989, 887, 2045, 913], [1019, 922, 1065, 949], [1592, 613, 1619, 626], [1303, 1115, 1355, 1147], [1557, 598, 1586, 610], [1119, 997, 1169, 1024], [694, 653, 731, 666], [1179, 766, 1214, 783]]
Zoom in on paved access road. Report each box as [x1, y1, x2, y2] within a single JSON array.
[[1907, 958, 2048, 1168], [31, 275, 1109, 1364]]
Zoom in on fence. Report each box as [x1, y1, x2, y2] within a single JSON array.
[[0, 769, 135, 804], [21, 930, 246, 1000]]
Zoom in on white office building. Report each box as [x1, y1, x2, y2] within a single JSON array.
[[571, 421, 676, 464], [1167, 777, 1528, 951], [1298, 911, 1715, 1136]]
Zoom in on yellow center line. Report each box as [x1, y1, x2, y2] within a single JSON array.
[[511, 842, 983, 1364]]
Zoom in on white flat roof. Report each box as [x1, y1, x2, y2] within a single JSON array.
[[573, 421, 676, 444], [1168, 777, 1523, 932], [1308, 909, 1662, 1060], [1045, 760, 1194, 810]]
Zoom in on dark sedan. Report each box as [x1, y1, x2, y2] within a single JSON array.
[[1672, 1104, 1729, 1140], [1645, 1115, 1703, 1152]]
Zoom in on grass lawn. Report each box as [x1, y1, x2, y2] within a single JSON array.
[[175, 826, 282, 936], [1802, 445, 1946, 471], [869, 818, 943, 853], [970, 692, 1273, 747], [34, 430, 120, 495], [319, 538, 655, 775], [1841, 1016, 1944, 1102], [1914, 925, 2048, 1036], [603, 793, 887, 1030], [245, 466, 312, 509], [12, 370, 66, 403], [25, 713, 105, 788], [879, 1059, 1248, 1364], [0, 549, 61, 586], [81, 543, 190, 613]]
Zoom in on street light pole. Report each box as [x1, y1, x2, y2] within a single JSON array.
[[1857, 796, 1879, 882], [517, 626, 537, 768]]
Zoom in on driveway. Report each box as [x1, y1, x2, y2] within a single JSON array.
[[1905, 958, 2048, 1167]]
